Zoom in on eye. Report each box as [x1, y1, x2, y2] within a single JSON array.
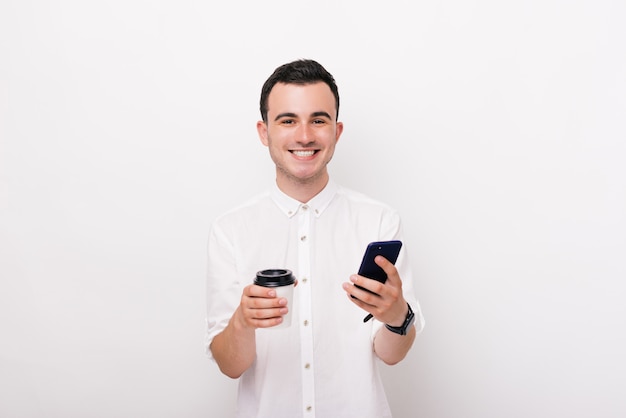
[[312, 119, 326, 125], [281, 119, 295, 125]]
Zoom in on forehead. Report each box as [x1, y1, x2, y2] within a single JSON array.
[[267, 82, 336, 119]]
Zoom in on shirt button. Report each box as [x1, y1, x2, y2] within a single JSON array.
[[300, 235, 307, 241], [306, 406, 312, 412], [302, 205, 309, 211], [302, 277, 308, 283], [304, 363, 310, 369], [303, 320, 309, 326]]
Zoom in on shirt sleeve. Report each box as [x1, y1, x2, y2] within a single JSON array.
[[393, 239, 425, 335], [372, 209, 425, 336], [204, 220, 242, 361]]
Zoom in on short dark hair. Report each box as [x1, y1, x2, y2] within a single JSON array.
[[259, 59, 340, 123]]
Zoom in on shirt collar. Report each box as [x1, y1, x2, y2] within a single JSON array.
[[270, 180, 338, 219]]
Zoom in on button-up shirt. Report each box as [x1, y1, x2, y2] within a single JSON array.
[[206, 180, 424, 418]]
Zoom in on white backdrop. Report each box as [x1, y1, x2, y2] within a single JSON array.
[[1, 1, 625, 417]]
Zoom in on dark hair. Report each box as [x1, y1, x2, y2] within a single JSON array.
[[259, 59, 340, 123]]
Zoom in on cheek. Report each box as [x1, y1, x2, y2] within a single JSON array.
[[323, 141, 337, 162], [267, 129, 290, 146]]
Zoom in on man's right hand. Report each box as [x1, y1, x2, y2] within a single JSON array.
[[235, 284, 289, 329]]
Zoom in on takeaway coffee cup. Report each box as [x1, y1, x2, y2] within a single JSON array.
[[254, 269, 296, 328]]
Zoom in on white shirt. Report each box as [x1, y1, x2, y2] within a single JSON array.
[[205, 180, 424, 418]]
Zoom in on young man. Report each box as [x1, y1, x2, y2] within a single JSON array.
[[206, 59, 424, 418]]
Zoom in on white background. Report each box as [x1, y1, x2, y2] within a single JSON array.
[[1, 1, 625, 417]]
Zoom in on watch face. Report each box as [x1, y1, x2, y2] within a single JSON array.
[[405, 312, 415, 331]]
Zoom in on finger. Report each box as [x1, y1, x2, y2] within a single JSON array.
[[343, 282, 384, 320], [241, 291, 287, 309], [241, 301, 288, 328], [375, 255, 400, 286], [352, 272, 386, 296], [244, 284, 277, 298], [347, 292, 374, 311], [252, 315, 285, 329], [249, 305, 289, 321], [242, 310, 286, 329], [343, 277, 382, 305]]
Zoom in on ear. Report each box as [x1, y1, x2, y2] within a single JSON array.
[[335, 121, 344, 143], [257, 120, 269, 146]]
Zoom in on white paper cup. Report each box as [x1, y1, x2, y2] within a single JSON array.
[[254, 269, 296, 329], [271, 282, 295, 328]]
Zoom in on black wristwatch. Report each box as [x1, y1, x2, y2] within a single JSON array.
[[385, 303, 415, 336]]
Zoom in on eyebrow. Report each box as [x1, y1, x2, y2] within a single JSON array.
[[274, 111, 333, 122]]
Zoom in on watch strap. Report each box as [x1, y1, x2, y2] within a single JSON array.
[[384, 303, 415, 336]]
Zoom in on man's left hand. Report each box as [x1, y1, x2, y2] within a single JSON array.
[[343, 255, 408, 326]]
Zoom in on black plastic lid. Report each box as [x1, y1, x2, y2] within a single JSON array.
[[254, 269, 295, 287]]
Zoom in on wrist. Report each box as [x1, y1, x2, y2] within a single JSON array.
[[387, 303, 409, 327], [384, 303, 415, 336]]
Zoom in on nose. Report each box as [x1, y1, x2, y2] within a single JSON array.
[[297, 124, 314, 144]]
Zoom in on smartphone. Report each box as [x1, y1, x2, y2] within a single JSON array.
[[355, 240, 403, 322], [356, 240, 403, 291]]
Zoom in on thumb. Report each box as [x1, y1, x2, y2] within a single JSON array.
[[375, 255, 400, 286]]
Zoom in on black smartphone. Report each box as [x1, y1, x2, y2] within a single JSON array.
[[356, 240, 403, 322], [356, 240, 403, 291]]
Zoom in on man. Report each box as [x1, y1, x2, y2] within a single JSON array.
[[206, 59, 424, 418]]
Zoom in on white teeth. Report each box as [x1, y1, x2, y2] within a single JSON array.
[[292, 150, 315, 157]]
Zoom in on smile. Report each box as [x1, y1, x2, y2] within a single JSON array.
[[291, 150, 317, 157]]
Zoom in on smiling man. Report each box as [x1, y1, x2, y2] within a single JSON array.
[[205, 59, 424, 418], [257, 80, 342, 202]]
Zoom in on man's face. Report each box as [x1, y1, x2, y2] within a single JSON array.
[[257, 82, 343, 190]]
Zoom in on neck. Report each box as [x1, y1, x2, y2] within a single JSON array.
[[276, 172, 329, 203]]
